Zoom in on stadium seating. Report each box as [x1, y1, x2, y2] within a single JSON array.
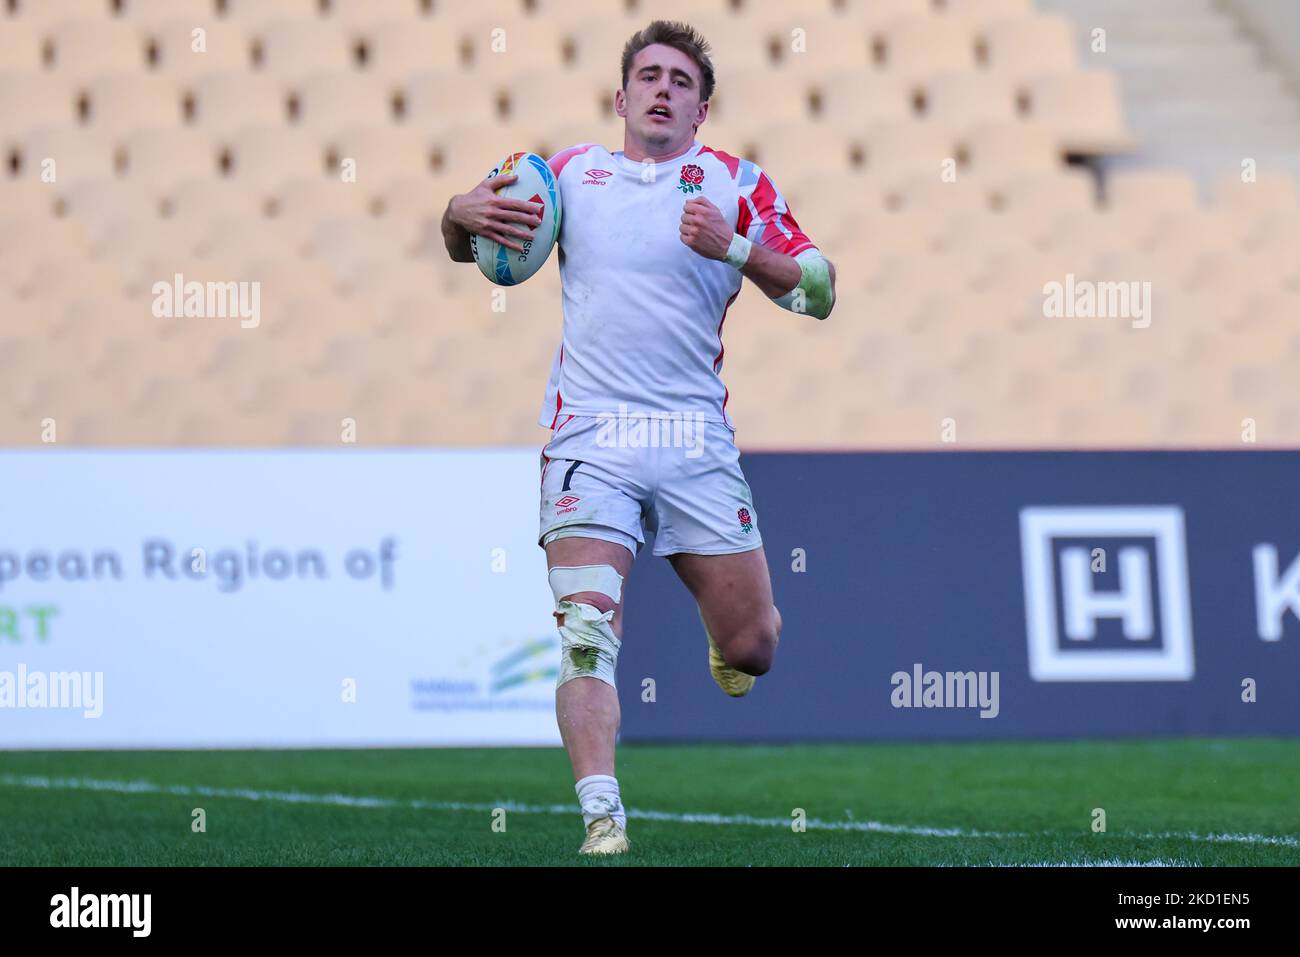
[[0, 0, 1298, 449]]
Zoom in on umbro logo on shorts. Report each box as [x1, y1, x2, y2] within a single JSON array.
[[555, 495, 581, 513]]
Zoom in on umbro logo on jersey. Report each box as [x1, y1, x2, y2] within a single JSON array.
[[581, 169, 612, 186]]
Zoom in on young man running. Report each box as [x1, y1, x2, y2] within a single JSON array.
[[442, 20, 837, 854]]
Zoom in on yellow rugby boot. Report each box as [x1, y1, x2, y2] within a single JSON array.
[[578, 816, 630, 855], [702, 609, 756, 698]]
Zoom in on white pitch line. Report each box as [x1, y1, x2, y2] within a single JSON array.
[[0, 773, 1021, 838], [1, 774, 1296, 848], [991, 859, 1200, 867]]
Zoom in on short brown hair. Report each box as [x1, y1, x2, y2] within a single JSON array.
[[620, 20, 716, 103]]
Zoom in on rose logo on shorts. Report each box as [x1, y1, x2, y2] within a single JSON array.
[[737, 506, 753, 533], [678, 164, 705, 193], [555, 495, 581, 514]]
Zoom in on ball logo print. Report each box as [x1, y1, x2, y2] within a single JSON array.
[[470, 151, 561, 286], [1019, 506, 1195, 681]]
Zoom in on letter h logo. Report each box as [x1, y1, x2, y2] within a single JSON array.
[[1020, 506, 1194, 681]]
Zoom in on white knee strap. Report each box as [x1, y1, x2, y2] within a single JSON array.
[[549, 564, 624, 690], [549, 564, 624, 604], [555, 600, 621, 689]]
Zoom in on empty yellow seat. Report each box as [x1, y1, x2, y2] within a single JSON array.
[[83, 74, 184, 137], [7, 0, 111, 28], [1214, 172, 1299, 214], [981, 15, 1078, 81], [963, 122, 1061, 179], [0, 17, 42, 70], [400, 70, 497, 127], [120, 128, 219, 191], [0, 74, 76, 144], [1026, 71, 1134, 153], [223, 0, 320, 26], [359, 19, 459, 79], [762, 16, 872, 76], [1106, 170, 1199, 214], [922, 71, 1018, 133], [874, 16, 976, 85], [861, 120, 958, 182], [293, 71, 392, 132], [119, 0, 215, 27], [47, 20, 145, 82], [224, 127, 327, 190], [190, 72, 287, 134], [254, 20, 355, 81], [18, 127, 116, 188], [329, 125, 435, 186], [150, 20, 253, 79]]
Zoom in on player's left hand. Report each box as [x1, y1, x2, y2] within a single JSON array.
[[679, 197, 732, 261]]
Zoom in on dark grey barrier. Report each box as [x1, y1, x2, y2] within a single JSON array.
[[618, 451, 1300, 741]]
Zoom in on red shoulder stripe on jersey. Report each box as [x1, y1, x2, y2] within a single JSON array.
[[750, 170, 780, 229], [736, 194, 753, 238], [750, 171, 817, 258], [698, 144, 741, 179], [548, 143, 598, 177]]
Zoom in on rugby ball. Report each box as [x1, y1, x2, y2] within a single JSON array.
[[471, 151, 561, 286]]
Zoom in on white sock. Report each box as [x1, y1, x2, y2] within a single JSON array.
[[575, 774, 627, 829]]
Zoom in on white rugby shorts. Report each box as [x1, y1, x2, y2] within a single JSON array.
[[537, 413, 762, 558]]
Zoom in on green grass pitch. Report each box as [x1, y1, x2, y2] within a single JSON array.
[[1, 739, 1297, 866]]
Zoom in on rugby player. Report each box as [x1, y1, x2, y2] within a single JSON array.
[[441, 20, 837, 854]]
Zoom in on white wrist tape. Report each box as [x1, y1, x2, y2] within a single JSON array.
[[724, 233, 753, 269], [773, 249, 835, 320]]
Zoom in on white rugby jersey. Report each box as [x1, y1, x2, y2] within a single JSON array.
[[538, 139, 819, 431]]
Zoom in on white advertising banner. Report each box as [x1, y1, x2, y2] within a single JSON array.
[[0, 450, 563, 748]]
